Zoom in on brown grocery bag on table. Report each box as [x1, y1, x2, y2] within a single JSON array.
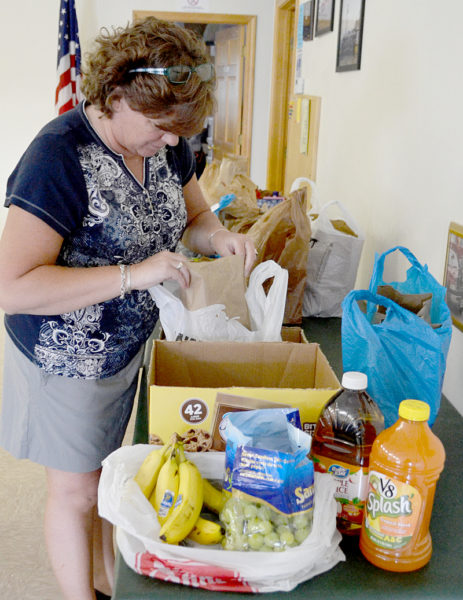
[[247, 187, 311, 324]]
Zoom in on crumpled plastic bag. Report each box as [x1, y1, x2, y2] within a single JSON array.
[[149, 260, 288, 342], [98, 445, 345, 593]]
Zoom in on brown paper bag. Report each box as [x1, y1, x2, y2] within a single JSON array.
[[179, 255, 251, 329], [219, 174, 262, 234], [247, 187, 311, 324], [198, 160, 223, 207], [199, 156, 250, 208], [199, 157, 262, 233]]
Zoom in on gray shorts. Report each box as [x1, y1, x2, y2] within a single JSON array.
[[0, 333, 144, 473]]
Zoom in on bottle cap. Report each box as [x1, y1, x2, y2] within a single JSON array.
[[399, 400, 430, 422], [341, 371, 368, 390]]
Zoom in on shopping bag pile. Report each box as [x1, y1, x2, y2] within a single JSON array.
[[199, 158, 312, 323]]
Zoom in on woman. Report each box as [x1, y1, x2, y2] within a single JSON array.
[[0, 17, 255, 600]]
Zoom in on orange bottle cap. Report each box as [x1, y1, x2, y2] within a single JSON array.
[[398, 399, 430, 422]]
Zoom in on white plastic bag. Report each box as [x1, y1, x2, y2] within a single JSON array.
[[290, 177, 321, 214], [98, 444, 345, 593], [304, 200, 365, 317], [149, 260, 288, 342]]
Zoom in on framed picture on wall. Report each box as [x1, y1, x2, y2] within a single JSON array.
[[336, 0, 365, 72], [302, 0, 315, 41], [316, 0, 335, 36], [444, 222, 463, 331]]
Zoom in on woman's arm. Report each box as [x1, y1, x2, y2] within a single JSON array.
[[0, 205, 191, 315], [181, 176, 257, 275], [0, 177, 256, 316]]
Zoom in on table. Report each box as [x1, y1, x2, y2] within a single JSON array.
[[112, 318, 463, 599]]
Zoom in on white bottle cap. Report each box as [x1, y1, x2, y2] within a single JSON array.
[[342, 371, 368, 390]]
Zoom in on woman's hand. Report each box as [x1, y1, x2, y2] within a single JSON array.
[[208, 228, 257, 276], [181, 176, 257, 275], [130, 251, 191, 291]]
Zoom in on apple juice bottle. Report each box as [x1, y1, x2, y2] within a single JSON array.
[[310, 371, 384, 535]]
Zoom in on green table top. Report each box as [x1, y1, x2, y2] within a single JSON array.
[[112, 318, 463, 599]]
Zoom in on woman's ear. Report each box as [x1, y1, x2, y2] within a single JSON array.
[[105, 88, 124, 115]]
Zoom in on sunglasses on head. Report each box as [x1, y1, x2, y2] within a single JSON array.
[[128, 63, 214, 84]]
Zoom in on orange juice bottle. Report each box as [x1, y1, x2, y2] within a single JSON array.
[[360, 399, 445, 572]]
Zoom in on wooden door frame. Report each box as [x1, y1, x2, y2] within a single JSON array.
[[266, 0, 295, 191], [133, 11, 256, 167]]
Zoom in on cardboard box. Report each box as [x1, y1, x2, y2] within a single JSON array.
[[160, 325, 308, 343], [280, 326, 308, 343], [148, 339, 340, 446]]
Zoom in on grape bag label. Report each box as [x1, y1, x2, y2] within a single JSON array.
[[226, 445, 314, 516]]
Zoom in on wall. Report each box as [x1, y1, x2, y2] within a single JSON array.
[[0, 0, 273, 235], [0, 1, 58, 227], [298, 0, 463, 413]]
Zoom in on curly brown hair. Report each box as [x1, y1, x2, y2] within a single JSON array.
[[81, 17, 216, 137]]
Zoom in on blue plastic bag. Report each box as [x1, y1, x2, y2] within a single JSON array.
[[368, 246, 451, 333], [342, 247, 452, 428]]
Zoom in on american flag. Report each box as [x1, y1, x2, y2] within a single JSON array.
[[55, 0, 83, 114]]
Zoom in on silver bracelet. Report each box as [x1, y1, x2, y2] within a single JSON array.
[[208, 227, 227, 252], [126, 264, 131, 295], [119, 264, 131, 299]]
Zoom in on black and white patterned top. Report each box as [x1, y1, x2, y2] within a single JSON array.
[[5, 101, 194, 379]]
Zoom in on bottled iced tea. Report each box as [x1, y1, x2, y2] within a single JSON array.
[[360, 399, 445, 571], [310, 371, 384, 535]]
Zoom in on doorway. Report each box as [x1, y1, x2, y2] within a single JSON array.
[[266, 0, 321, 195], [133, 11, 256, 173], [266, 0, 296, 193]]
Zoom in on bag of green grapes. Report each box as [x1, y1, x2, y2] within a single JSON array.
[[220, 408, 316, 552]]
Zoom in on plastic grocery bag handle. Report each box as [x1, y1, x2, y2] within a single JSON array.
[[245, 260, 289, 340], [368, 245, 427, 295], [344, 289, 404, 323], [315, 200, 365, 239], [289, 177, 321, 213], [344, 288, 435, 330]]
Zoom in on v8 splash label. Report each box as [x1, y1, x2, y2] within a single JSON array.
[[364, 470, 422, 549]]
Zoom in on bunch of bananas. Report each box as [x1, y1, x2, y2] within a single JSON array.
[[134, 434, 225, 546]]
